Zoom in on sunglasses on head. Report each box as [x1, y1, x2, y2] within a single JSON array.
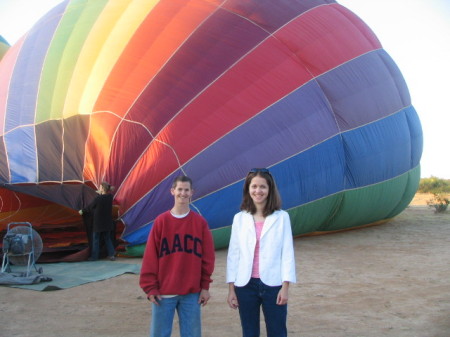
[[248, 168, 271, 174]]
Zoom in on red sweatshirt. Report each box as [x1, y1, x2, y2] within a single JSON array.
[[139, 210, 215, 296]]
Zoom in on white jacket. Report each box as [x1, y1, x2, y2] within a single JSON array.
[[226, 210, 296, 287]]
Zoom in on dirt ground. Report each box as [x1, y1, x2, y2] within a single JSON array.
[[1, 193, 449, 337]]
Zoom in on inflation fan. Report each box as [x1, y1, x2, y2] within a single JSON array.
[[1, 222, 43, 277]]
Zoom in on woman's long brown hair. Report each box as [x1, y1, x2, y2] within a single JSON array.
[[240, 170, 281, 217]]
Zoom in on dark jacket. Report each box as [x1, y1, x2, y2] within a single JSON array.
[[83, 193, 114, 232]]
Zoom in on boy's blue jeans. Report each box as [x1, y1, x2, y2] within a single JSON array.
[[235, 278, 287, 337], [150, 292, 201, 337]]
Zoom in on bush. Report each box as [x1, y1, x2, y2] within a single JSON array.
[[426, 193, 450, 213], [419, 177, 450, 194]]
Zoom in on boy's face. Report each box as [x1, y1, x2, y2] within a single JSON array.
[[171, 181, 193, 206]]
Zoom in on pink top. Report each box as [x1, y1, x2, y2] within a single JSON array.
[[251, 221, 264, 278]]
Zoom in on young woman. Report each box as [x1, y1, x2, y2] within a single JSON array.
[[227, 168, 296, 337], [79, 182, 116, 261]]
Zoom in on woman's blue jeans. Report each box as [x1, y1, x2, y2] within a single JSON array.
[[234, 278, 287, 337], [150, 292, 201, 337], [91, 231, 115, 259]]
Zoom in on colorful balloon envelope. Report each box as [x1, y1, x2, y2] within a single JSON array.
[[0, 0, 422, 256]]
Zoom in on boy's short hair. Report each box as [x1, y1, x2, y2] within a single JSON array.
[[172, 175, 193, 189]]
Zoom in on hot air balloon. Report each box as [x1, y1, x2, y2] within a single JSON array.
[[0, 0, 422, 259]]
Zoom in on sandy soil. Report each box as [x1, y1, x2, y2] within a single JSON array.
[[1, 193, 449, 337]]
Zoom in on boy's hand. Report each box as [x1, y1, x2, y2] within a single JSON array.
[[198, 289, 210, 306], [147, 294, 162, 305]]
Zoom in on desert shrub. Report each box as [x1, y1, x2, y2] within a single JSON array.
[[426, 193, 450, 213]]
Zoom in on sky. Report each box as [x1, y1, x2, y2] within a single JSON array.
[[0, 0, 449, 179]]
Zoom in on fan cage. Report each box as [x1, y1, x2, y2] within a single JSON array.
[[1, 222, 43, 276]]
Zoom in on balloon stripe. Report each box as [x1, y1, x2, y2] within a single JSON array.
[[0, 41, 25, 134], [37, 0, 99, 122], [126, 8, 268, 134], [6, 4, 65, 131], [273, 4, 381, 76], [78, 0, 159, 118], [62, 115, 90, 181], [0, 138, 9, 182], [318, 50, 410, 131], [94, 0, 222, 118], [36, 122, 63, 181], [5, 127, 37, 182], [62, 1, 125, 118]]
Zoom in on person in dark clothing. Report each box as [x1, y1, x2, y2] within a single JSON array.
[[79, 182, 116, 261]]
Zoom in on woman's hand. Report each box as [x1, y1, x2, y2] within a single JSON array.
[[227, 283, 239, 309], [276, 281, 289, 305]]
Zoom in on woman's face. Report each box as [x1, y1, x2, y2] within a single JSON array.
[[249, 175, 269, 207]]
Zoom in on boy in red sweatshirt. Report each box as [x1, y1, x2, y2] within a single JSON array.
[[140, 175, 215, 337]]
